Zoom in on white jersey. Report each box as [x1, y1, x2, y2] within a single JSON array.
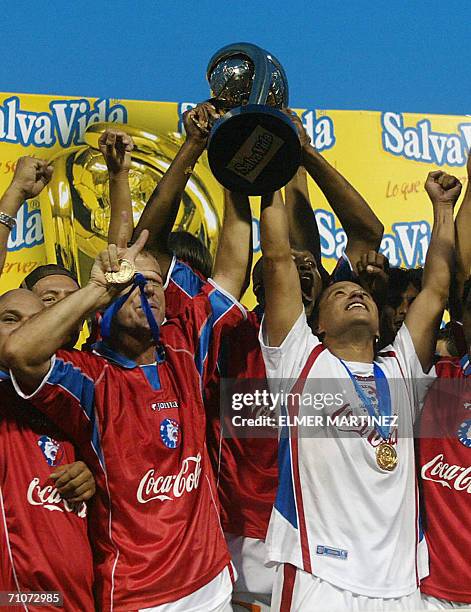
[[260, 313, 435, 599]]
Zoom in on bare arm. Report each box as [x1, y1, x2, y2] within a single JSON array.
[[0, 157, 53, 275], [453, 149, 471, 314], [99, 130, 134, 245], [293, 112, 383, 266], [3, 220, 149, 392], [405, 171, 461, 371], [212, 189, 252, 300], [261, 191, 303, 346], [285, 166, 323, 266], [132, 102, 219, 277]]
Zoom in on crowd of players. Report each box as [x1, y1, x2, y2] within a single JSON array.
[[0, 102, 469, 612]]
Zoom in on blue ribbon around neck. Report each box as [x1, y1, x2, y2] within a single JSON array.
[[339, 360, 392, 440], [100, 272, 162, 357]]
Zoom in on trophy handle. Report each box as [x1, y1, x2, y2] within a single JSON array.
[[207, 42, 289, 106]]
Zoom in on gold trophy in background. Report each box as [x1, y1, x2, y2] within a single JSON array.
[[38, 122, 221, 285]]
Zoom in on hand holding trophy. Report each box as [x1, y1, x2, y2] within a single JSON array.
[[206, 42, 301, 195]]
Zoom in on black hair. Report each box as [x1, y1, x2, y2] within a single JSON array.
[[21, 264, 79, 291], [436, 323, 459, 357], [386, 267, 422, 309], [167, 231, 213, 279]]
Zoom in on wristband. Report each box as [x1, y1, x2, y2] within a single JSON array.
[[0, 211, 16, 230]]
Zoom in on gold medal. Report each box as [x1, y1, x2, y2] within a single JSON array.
[[104, 259, 135, 285], [376, 442, 398, 471]]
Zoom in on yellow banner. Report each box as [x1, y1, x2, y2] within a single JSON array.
[[0, 92, 469, 310]]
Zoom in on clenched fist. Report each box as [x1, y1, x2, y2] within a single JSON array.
[[9, 156, 53, 200]]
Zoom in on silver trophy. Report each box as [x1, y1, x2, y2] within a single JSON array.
[[206, 43, 300, 195]]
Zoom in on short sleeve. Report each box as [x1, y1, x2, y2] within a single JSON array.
[[259, 311, 320, 382], [164, 256, 206, 318], [172, 278, 247, 385], [10, 349, 106, 459]]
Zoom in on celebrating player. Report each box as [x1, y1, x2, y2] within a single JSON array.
[[258, 170, 460, 610], [3, 209, 248, 611], [418, 151, 471, 609]]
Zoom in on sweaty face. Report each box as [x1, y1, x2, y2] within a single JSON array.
[[31, 275, 80, 307], [390, 283, 419, 332], [0, 289, 44, 368], [317, 281, 379, 339], [113, 253, 166, 335], [291, 249, 323, 311]]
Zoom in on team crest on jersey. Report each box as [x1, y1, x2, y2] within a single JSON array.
[[457, 419, 471, 448], [37, 436, 64, 466], [160, 418, 181, 449]]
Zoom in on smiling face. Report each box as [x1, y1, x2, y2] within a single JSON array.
[[0, 289, 44, 369], [317, 281, 379, 340], [112, 252, 166, 337]]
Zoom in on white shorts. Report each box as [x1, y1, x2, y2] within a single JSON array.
[[139, 565, 233, 612], [226, 534, 274, 611], [271, 563, 425, 611], [421, 594, 471, 610]]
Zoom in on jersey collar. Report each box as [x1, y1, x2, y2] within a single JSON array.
[[93, 341, 138, 369]]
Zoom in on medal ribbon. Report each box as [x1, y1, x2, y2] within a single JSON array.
[[100, 272, 161, 347], [339, 360, 392, 440]]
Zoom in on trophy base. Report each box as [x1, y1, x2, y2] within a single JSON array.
[[207, 105, 301, 195]]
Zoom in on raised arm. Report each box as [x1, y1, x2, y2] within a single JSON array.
[[453, 149, 471, 313], [132, 102, 220, 277], [3, 217, 149, 391], [212, 189, 252, 300], [0, 157, 53, 275], [405, 171, 461, 371], [292, 112, 383, 266], [285, 165, 323, 267], [99, 129, 134, 245], [261, 191, 303, 346]]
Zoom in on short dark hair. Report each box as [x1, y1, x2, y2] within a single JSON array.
[[21, 264, 79, 291], [436, 323, 459, 357], [386, 267, 422, 308], [167, 231, 213, 279]]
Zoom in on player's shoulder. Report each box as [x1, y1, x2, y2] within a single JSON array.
[[55, 347, 108, 378], [435, 356, 464, 379]]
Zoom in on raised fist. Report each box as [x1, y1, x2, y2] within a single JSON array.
[[425, 171, 462, 207], [356, 251, 390, 307], [10, 156, 53, 199], [98, 129, 134, 176]]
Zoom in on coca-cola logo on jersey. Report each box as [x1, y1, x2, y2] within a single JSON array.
[[137, 454, 202, 504], [421, 454, 471, 493], [27, 478, 87, 517]]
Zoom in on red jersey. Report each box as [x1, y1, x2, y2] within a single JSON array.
[[12, 282, 245, 612], [207, 308, 278, 540], [0, 372, 94, 612], [163, 258, 278, 540], [418, 356, 471, 602], [164, 255, 206, 318]]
